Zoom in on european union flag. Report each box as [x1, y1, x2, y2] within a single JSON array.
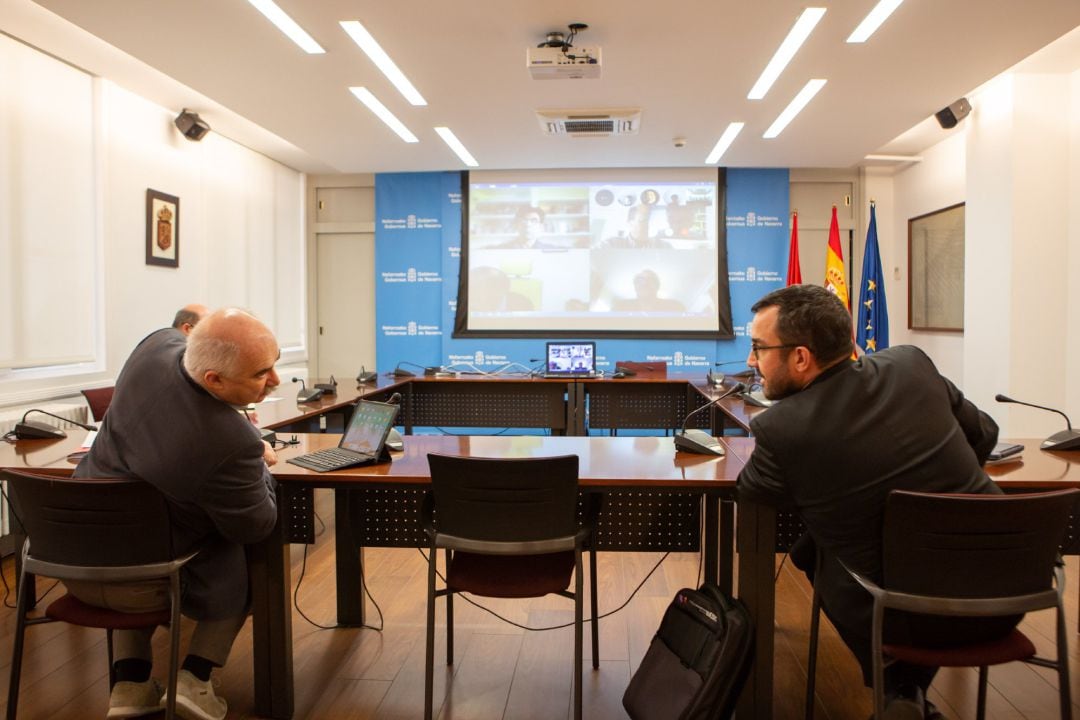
[[856, 203, 888, 353]]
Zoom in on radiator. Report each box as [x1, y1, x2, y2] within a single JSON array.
[[0, 401, 89, 537]]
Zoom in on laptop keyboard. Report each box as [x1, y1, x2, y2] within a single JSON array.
[[287, 448, 371, 473]]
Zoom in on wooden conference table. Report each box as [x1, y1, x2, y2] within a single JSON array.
[[0, 430, 748, 718], [4, 370, 1078, 719], [5, 431, 1078, 720]]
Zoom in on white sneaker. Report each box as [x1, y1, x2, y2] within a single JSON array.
[[168, 669, 227, 720], [107, 678, 164, 719]]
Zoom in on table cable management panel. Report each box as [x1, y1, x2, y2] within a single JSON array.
[[285, 485, 709, 553]]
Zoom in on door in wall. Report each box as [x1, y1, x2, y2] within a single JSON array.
[[316, 232, 375, 381]]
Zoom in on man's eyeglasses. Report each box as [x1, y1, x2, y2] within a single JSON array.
[[750, 343, 799, 360]]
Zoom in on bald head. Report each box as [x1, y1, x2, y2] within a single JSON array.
[[173, 303, 210, 335], [184, 308, 280, 405]]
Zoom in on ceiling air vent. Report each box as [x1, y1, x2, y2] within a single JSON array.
[[537, 108, 641, 137]]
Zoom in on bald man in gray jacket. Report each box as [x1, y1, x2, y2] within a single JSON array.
[[70, 308, 280, 720]]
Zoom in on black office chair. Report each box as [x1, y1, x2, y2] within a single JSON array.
[[3, 469, 198, 720], [422, 453, 600, 720], [80, 386, 115, 422], [804, 488, 1077, 720]]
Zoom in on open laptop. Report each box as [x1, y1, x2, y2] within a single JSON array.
[[544, 341, 597, 379], [287, 399, 399, 472]]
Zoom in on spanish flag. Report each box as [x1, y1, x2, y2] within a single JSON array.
[[823, 205, 849, 310], [786, 211, 802, 285]]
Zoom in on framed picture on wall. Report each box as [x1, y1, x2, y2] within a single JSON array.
[[908, 202, 964, 331], [146, 189, 180, 268]]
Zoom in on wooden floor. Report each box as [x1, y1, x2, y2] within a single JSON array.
[[1, 488, 1077, 719]]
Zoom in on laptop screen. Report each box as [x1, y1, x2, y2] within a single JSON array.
[[340, 400, 399, 455], [546, 341, 596, 376]]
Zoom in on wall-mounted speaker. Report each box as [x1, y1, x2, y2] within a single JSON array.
[[934, 98, 971, 129], [174, 109, 211, 141]]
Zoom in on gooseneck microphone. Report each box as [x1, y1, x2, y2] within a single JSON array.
[[995, 394, 1080, 451], [356, 366, 378, 384], [674, 383, 745, 455], [14, 409, 99, 440], [292, 377, 324, 404]]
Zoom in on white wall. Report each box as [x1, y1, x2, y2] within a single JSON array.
[[881, 67, 1080, 437], [0, 39, 307, 407], [882, 134, 967, 383]]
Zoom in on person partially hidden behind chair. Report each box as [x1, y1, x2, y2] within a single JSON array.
[[171, 303, 209, 336], [68, 308, 281, 720], [736, 285, 1010, 720]]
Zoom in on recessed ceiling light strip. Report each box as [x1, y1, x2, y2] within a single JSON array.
[[747, 7, 826, 100], [246, 0, 324, 54], [705, 122, 745, 164], [340, 21, 427, 106], [349, 87, 418, 143], [434, 127, 478, 167], [847, 0, 904, 43], [763, 79, 827, 138]]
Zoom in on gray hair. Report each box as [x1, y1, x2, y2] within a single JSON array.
[[182, 309, 259, 380]]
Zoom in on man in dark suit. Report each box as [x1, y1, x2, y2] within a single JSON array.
[[171, 303, 209, 336], [736, 285, 1004, 720], [69, 308, 280, 720]]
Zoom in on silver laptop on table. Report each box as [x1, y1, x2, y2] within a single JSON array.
[[287, 399, 399, 472], [544, 341, 597, 379]]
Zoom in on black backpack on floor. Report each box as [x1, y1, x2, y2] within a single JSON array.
[[623, 583, 754, 720]]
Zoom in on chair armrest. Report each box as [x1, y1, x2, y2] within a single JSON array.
[[837, 559, 887, 601]]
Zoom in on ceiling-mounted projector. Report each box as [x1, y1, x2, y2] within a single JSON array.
[[526, 46, 602, 79]]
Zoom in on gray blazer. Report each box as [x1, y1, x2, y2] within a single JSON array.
[[75, 329, 277, 619]]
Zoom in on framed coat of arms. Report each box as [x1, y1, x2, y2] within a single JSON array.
[[146, 189, 180, 268]]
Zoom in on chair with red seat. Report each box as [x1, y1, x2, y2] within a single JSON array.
[[422, 453, 600, 720], [3, 469, 198, 720], [804, 488, 1077, 720], [81, 385, 115, 422]]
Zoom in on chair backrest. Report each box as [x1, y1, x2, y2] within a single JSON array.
[[81, 386, 115, 422], [2, 469, 175, 567], [426, 453, 579, 544], [883, 488, 1080, 599]]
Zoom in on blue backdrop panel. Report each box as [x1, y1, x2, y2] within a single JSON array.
[[375, 169, 788, 375], [375, 172, 453, 371], [723, 168, 790, 362]]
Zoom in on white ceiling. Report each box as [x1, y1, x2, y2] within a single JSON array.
[[20, 0, 1080, 174]]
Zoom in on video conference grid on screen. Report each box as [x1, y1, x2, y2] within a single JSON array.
[[463, 168, 723, 334]]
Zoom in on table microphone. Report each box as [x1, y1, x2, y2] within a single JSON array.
[[382, 393, 404, 449], [314, 375, 338, 395], [292, 377, 323, 404], [709, 360, 752, 387], [392, 361, 427, 378], [14, 409, 98, 440], [674, 383, 744, 455], [356, 366, 378, 384], [995, 394, 1080, 451]]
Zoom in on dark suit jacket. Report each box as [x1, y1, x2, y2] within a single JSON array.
[[75, 329, 277, 620], [737, 345, 1001, 650]]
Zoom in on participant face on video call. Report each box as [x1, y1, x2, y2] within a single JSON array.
[[520, 210, 543, 242]]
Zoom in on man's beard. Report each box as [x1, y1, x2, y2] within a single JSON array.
[[761, 368, 801, 400]]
